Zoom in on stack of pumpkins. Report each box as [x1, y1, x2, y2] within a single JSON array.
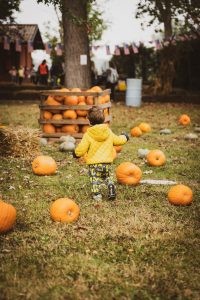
[[41, 86, 110, 135]]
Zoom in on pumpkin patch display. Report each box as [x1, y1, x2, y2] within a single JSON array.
[[50, 198, 80, 223], [167, 184, 193, 206], [0, 200, 16, 233], [32, 155, 57, 175], [116, 162, 142, 185], [130, 126, 143, 137], [146, 150, 166, 166], [179, 114, 191, 126], [138, 122, 151, 133]]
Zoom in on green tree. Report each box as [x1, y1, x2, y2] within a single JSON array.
[[136, 0, 200, 94], [37, 0, 106, 88], [0, 0, 21, 23]]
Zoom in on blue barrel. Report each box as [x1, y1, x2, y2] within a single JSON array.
[[125, 78, 142, 107]]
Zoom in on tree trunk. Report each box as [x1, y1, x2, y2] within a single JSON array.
[[62, 0, 92, 88]]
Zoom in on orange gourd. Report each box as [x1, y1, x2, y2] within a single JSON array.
[[85, 96, 94, 105], [146, 150, 166, 166], [116, 162, 142, 185], [168, 184, 193, 206], [90, 86, 103, 92], [43, 124, 56, 133], [52, 113, 63, 120], [81, 125, 90, 133], [63, 109, 77, 119], [71, 88, 81, 92], [76, 102, 87, 117], [0, 200, 16, 233], [43, 111, 53, 120], [61, 124, 79, 134], [179, 114, 191, 125], [64, 95, 78, 105], [130, 126, 143, 137], [50, 198, 80, 223], [32, 155, 57, 175], [44, 96, 60, 106], [138, 122, 151, 133]]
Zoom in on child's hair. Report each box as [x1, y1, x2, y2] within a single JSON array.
[[87, 106, 105, 125]]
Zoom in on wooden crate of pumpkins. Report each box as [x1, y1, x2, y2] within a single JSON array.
[[39, 86, 111, 141]]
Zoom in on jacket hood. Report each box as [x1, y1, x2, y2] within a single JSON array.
[[87, 124, 110, 142]]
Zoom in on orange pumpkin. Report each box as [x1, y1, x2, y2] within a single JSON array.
[[168, 184, 193, 206], [43, 124, 56, 133], [81, 125, 90, 133], [179, 114, 191, 125], [78, 96, 86, 103], [54, 95, 64, 102], [71, 87, 81, 92], [52, 113, 63, 120], [64, 95, 78, 105], [61, 124, 79, 134], [76, 102, 88, 117], [44, 96, 60, 106], [130, 126, 143, 137], [60, 88, 70, 92], [32, 155, 57, 175], [63, 109, 77, 119], [116, 162, 142, 185], [50, 198, 80, 223], [146, 150, 166, 166], [43, 111, 53, 120], [0, 200, 16, 233], [90, 86, 103, 92], [85, 96, 94, 105], [138, 122, 151, 133]]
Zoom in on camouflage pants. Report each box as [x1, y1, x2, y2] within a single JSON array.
[[88, 163, 115, 194]]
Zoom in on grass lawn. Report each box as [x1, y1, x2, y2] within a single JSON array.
[[0, 100, 200, 300]]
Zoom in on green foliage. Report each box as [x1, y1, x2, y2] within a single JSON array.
[[0, 0, 21, 23]]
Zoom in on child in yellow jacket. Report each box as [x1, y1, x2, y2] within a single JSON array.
[[74, 106, 129, 201]]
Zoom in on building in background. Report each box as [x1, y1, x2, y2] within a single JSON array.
[[0, 24, 44, 81]]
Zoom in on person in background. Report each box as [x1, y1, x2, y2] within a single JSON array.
[[73, 106, 129, 201], [30, 64, 38, 84], [38, 59, 49, 85], [18, 66, 25, 85], [9, 66, 17, 84], [91, 61, 98, 86], [106, 61, 119, 101]]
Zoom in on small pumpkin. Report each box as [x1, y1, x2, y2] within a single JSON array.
[[146, 150, 166, 166], [137, 148, 149, 159], [61, 124, 79, 134], [52, 113, 63, 120], [43, 111, 53, 120], [64, 95, 78, 105], [85, 96, 94, 105], [44, 96, 60, 106], [0, 200, 17, 233], [43, 123, 56, 133], [81, 125, 90, 133], [130, 126, 143, 137], [63, 110, 77, 119], [90, 86, 103, 92], [168, 184, 193, 206], [50, 198, 80, 223], [32, 155, 57, 175], [76, 102, 88, 117], [138, 122, 151, 133], [179, 114, 191, 126], [116, 162, 142, 185]]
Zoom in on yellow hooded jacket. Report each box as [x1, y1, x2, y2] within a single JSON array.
[[75, 124, 127, 165]]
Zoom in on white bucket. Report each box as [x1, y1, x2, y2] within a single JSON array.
[[125, 78, 142, 107]]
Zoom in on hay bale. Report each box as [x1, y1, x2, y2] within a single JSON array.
[[0, 126, 41, 159]]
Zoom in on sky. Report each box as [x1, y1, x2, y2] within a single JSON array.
[[14, 0, 159, 69]]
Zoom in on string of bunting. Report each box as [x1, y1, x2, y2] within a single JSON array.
[[3, 32, 198, 55]]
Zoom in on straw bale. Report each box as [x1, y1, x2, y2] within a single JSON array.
[[0, 126, 41, 159]]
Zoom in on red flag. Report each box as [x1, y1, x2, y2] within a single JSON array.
[[114, 45, 120, 56], [132, 43, 138, 53], [123, 44, 130, 55], [45, 42, 52, 54], [15, 38, 22, 52], [56, 43, 63, 56], [28, 40, 34, 53], [3, 36, 10, 50]]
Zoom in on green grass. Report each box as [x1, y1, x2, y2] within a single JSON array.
[[0, 101, 200, 300]]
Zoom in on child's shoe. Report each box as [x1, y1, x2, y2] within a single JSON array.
[[93, 193, 102, 201], [108, 183, 116, 200]]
